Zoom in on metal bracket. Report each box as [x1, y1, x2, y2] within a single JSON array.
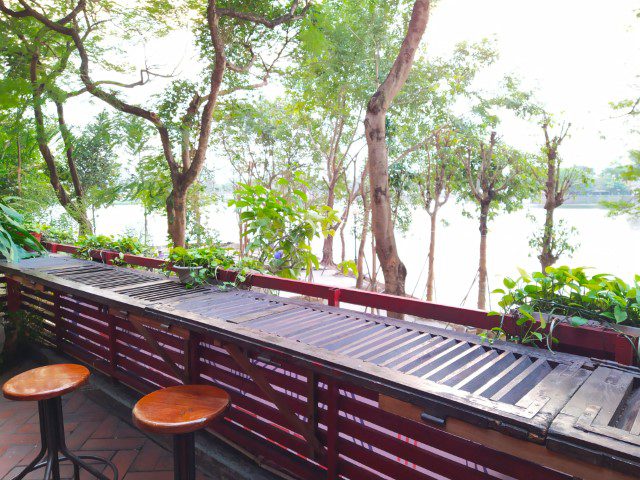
[[420, 411, 446, 426]]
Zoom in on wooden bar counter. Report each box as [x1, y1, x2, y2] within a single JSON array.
[[1, 255, 639, 480]]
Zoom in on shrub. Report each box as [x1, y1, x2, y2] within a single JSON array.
[[229, 179, 338, 279], [74, 234, 152, 261], [493, 266, 640, 329], [0, 199, 45, 261]]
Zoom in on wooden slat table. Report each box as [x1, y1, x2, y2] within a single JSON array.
[[1, 255, 639, 480]]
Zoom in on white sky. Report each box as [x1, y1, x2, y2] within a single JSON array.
[[424, 0, 640, 168], [66, 0, 640, 173]]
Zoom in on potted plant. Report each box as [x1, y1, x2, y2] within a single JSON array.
[[0, 201, 45, 367], [166, 244, 260, 287], [167, 246, 205, 284]]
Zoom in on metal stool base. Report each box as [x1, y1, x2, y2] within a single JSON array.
[[9, 397, 118, 480], [173, 433, 196, 480]]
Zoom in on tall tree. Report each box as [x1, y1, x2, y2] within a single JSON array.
[[391, 41, 498, 300], [365, 0, 430, 298], [603, 149, 640, 219], [536, 115, 574, 270], [463, 131, 536, 309], [73, 112, 123, 230], [416, 128, 463, 300], [1, 0, 311, 247], [0, 12, 94, 233], [289, 0, 399, 267]]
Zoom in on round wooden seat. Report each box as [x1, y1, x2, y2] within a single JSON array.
[[2, 364, 90, 401], [132, 385, 230, 435]]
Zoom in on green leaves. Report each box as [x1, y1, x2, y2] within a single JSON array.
[[0, 199, 46, 262], [230, 178, 339, 280], [494, 265, 640, 328], [570, 316, 589, 327], [614, 305, 628, 324], [73, 234, 152, 261]]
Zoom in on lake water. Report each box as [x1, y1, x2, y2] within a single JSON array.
[[92, 202, 640, 309]]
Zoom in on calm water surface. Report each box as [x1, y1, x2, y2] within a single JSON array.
[[93, 202, 640, 309]]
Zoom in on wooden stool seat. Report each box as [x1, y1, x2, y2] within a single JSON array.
[[2, 364, 89, 401], [132, 385, 230, 435], [2, 364, 117, 480]]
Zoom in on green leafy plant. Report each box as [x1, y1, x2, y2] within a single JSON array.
[[0, 199, 46, 261], [485, 273, 557, 349], [229, 178, 339, 279], [490, 266, 640, 348], [74, 234, 151, 262], [165, 245, 265, 288]]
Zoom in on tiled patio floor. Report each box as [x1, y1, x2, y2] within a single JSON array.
[[0, 361, 205, 480]]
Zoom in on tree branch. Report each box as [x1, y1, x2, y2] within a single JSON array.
[[216, 0, 311, 29]]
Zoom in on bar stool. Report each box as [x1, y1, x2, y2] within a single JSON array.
[[2, 364, 118, 480], [132, 385, 230, 480]]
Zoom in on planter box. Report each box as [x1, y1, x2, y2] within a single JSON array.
[[89, 250, 119, 264]]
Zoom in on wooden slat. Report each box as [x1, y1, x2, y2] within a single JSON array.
[[337, 326, 408, 356], [404, 340, 470, 376], [377, 335, 444, 368], [449, 351, 513, 390], [225, 344, 321, 456], [490, 358, 552, 404], [392, 337, 456, 371], [422, 344, 487, 382], [474, 355, 532, 397]]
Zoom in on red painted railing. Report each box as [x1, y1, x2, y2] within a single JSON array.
[[5, 281, 576, 480], [42, 242, 639, 365]]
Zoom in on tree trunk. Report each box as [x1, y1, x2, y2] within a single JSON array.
[[167, 188, 187, 247], [29, 53, 92, 236], [320, 187, 336, 267], [540, 151, 558, 271], [356, 195, 370, 290], [340, 222, 347, 264], [365, 0, 429, 300], [16, 137, 22, 195], [321, 235, 335, 267], [539, 205, 556, 270], [477, 201, 490, 310], [426, 208, 438, 301], [143, 209, 149, 244]]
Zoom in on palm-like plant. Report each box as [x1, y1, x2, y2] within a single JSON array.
[[0, 198, 46, 261]]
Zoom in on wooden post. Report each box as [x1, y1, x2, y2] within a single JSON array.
[[306, 371, 319, 460], [6, 278, 21, 313], [614, 334, 636, 366], [105, 305, 118, 377], [53, 291, 63, 352], [327, 288, 341, 307], [185, 332, 201, 384], [325, 379, 339, 479]]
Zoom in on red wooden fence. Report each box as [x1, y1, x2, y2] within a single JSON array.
[[4, 278, 576, 480], [42, 242, 638, 365]]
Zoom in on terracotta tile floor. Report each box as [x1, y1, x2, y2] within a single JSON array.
[[0, 362, 206, 480]]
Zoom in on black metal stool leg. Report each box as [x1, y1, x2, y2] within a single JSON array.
[[7, 397, 118, 480], [11, 402, 49, 480], [53, 396, 119, 480], [173, 433, 196, 480]]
